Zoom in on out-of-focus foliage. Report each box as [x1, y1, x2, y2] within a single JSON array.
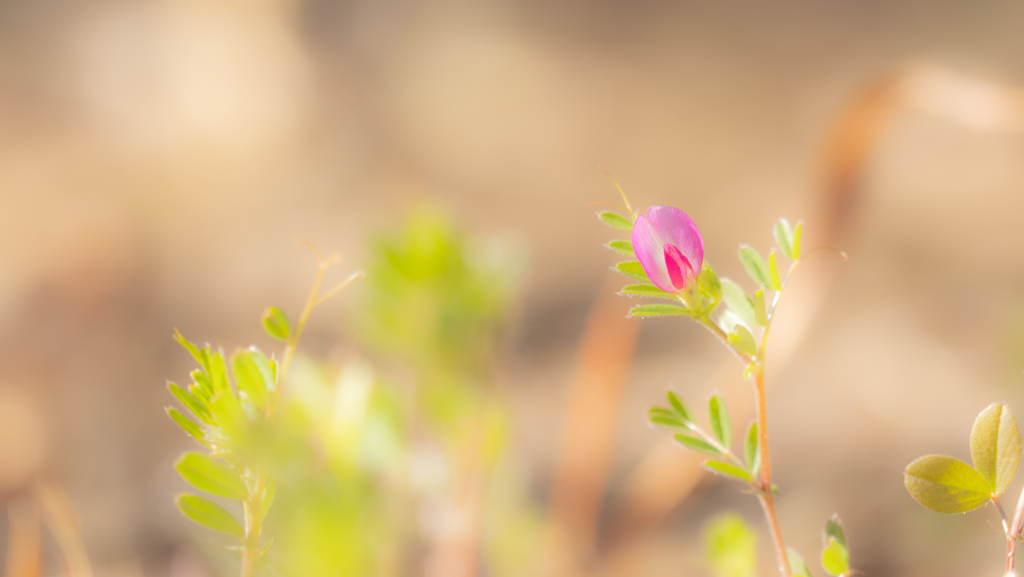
[[703, 513, 758, 577]]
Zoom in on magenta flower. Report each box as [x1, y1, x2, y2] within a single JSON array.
[[632, 206, 704, 293]]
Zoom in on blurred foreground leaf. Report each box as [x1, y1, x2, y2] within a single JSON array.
[[176, 494, 243, 537], [704, 513, 757, 577]]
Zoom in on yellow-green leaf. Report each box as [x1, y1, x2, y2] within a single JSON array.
[[768, 251, 782, 291], [744, 422, 760, 478], [709, 396, 732, 448], [619, 284, 675, 298], [598, 211, 633, 231], [167, 408, 205, 442], [260, 306, 291, 341], [176, 453, 247, 501], [702, 460, 751, 482], [904, 455, 991, 514], [721, 278, 756, 327], [728, 325, 757, 356], [788, 548, 812, 577], [774, 218, 794, 260], [738, 245, 770, 287], [674, 434, 721, 457], [606, 240, 634, 256], [791, 222, 803, 259], [753, 289, 767, 326], [821, 537, 848, 576], [629, 303, 689, 317], [970, 402, 1021, 496], [615, 261, 651, 283], [176, 494, 243, 536]]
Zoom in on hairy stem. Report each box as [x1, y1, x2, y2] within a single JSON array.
[[1007, 484, 1024, 573], [753, 367, 790, 577]]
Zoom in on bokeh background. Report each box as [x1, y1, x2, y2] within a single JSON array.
[[4, 0, 1024, 575]]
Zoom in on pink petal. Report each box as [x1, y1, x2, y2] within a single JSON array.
[[664, 244, 694, 290], [632, 206, 704, 293], [632, 214, 674, 292], [645, 206, 704, 274]]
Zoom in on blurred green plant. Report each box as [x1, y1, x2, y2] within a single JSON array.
[[704, 513, 758, 577]]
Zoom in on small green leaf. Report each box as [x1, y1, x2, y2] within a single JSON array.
[[619, 284, 675, 298], [721, 279, 756, 327], [787, 548, 812, 577], [176, 494, 244, 536], [709, 396, 732, 448], [598, 211, 634, 231], [606, 240, 634, 256], [774, 218, 794, 260], [704, 513, 757, 577], [738, 245, 770, 287], [825, 514, 847, 552], [674, 434, 722, 456], [702, 460, 751, 482], [167, 408, 205, 442], [209, 352, 230, 393], [792, 222, 803, 259], [667, 390, 693, 423], [728, 325, 758, 356], [192, 370, 214, 397], [768, 252, 782, 290], [629, 303, 689, 317], [232, 349, 273, 409], [173, 329, 210, 374], [260, 306, 291, 341], [169, 383, 214, 425], [615, 261, 652, 283], [176, 453, 248, 501], [821, 537, 848, 576], [744, 422, 760, 477], [648, 407, 679, 421], [650, 416, 686, 429], [904, 455, 991, 514], [970, 402, 1021, 496], [753, 289, 767, 326], [698, 263, 722, 303]]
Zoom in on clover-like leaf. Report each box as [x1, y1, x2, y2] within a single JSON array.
[[176, 453, 248, 501], [598, 211, 633, 231], [904, 455, 991, 514], [629, 303, 689, 317], [702, 460, 751, 482], [970, 402, 1021, 496], [176, 494, 244, 536], [738, 245, 770, 287], [709, 396, 732, 448], [821, 537, 848, 576], [674, 434, 722, 456]]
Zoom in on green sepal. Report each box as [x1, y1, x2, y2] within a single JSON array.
[[169, 383, 214, 425], [721, 278, 756, 327], [261, 306, 291, 341], [606, 240, 634, 257], [615, 261, 651, 283], [970, 402, 1021, 496], [175, 453, 248, 501], [709, 395, 732, 448], [792, 222, 804, 259], [674, 434, 721, 456], [738, 245, 770, 287], [904, 455, 991, 514], [667, 390, 693, 423], [774, 218, 794, 260], [167, 408, 205, 442], [619, 284, 675, 298], [744, 422, 760, 477], [628, 303, 689, 317], [702, 460, 751, 482], [728, 325, 757, 356], [698, 263, 722, 304], [768, 251, 782, 290], [176, 494, 244, 537], [598, 211, 634, 231], [788, 548, 813, 577], [753, 288, 767, 326], [821, 537, 849, 576]]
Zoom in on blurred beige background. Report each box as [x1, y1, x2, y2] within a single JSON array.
[[3, 0, 1024, 575]]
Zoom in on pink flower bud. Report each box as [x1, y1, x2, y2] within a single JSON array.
[[631, 206, 704, 293]]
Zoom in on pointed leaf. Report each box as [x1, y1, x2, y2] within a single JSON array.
[[176, 494, 244, 536], [667, 390, 693, 423], [167, 408, 205, 442], [674, 434, 722, 456], [606, 240, 634, 256], [629, 303, 689, 317], [173, 329, 210, 374], [192, 370, 214, 397], [176, 453, 247, 501], [970, 402, 1021, 496], [821, 537, 848, 576], [209, 352, 230, 393], [721, 278, 756, 327], [768, 251, 782, 290], [904, 455, 991, 513], [774, 218, 794, 260], [728, 325, 758, 356], [738, 245, 770, 287], [619, 284, 675, 298], [169, 383, 214, 425], [615, 261, 652, 283], [792, 222, 803, 259], [650, 416, 686, 429], [745, 422, 760, 477], [260, 306, 291, 341], [753, 288, 767, 326], [788, 548, 813, 577], [709, 396, 732, 448], [598, 211, 634, 231], [702, 460, 751, 482]]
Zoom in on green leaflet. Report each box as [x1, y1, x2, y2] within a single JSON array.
[[667, 390, 693, 423], [709, 396, 732, 448], [169, 383, 214, 425], [176, 453, 248, 501], [598, 211, 633, 231], [744, 422, 760, 478], [261, 306, 291, 341], [721, 279, 756, 327], [702, 460, 751, 482], [176, 494, 244, 536], [167, 408, 205, 442], [773, 218, 794, 260], [628, 303, 689, 317], [753, 289, 767, 326], [232, 349, 273, 409], [792, 222, 803, 259], [606, 240, 634, 257], [821, 537, 849, 576], [904, 455, 991, 514], [787, 548, 812, 577], [619, 284, 675, 298], [969, 402, 1021, 496], [674, 434, 722, 457], [728, 325, 757, 356], [768, 252, 782, 290], [737, 245, 770, 287]]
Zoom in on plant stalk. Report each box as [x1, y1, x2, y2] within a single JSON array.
[[754, 367, 791, 577], [1006, 484, 1024, 573]]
